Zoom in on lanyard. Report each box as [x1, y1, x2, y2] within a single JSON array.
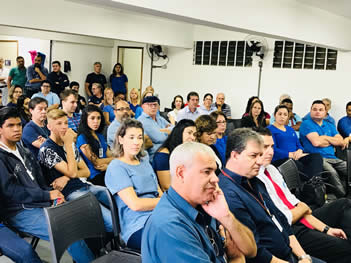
[[221, 169, 272, 217]]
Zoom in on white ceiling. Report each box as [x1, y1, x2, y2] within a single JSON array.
[[297, 0, 351, 19]]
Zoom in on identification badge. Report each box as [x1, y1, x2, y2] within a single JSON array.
[[99, 147, 103, 158], [272, 215, 283, 232]]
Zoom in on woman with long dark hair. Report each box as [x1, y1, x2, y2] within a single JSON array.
[[16, 95, 31, 126], [105, 119, 162, 250], [152, 119, 196, 191], [243, 96, 271, 125], [241, 100, 267, 128], [77, 105, 113, 186], [110, 63, 128, 97]]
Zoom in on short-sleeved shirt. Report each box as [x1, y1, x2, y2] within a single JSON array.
[[47, 71, 69, 95], [88, 95, 103, 105], [300, 119, 338, 159], [107, 119, 121, 148], [105, 157, 159, 243], [128, 102, 140, 114], [22, 121, 50, 157], [142, 187, 226, 263], [31, 92, 60, 106], [110, 74, 128, 95], [9, 67, 27, 88], [103, 104, 115, 123], [76, 133, 107, 179], [25, 65, 49, 91], [38, 138, 86, 197], [176, 106, 201, 122], [67, 113, 81, 132], [337, 116, 351, 138], [137, 112, 170, 161], [85, 72, 107, 94], [303, 112, 336, 127]]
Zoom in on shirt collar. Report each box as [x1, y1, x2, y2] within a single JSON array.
[[222, 167, 247, 185], [185, 105, 199, 114]]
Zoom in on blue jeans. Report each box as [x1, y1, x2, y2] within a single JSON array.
[[66, 184, 113, 233], [7, 208, 94, 263], [0, 225, 42, 263]]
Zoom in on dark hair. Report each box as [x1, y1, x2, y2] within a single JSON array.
[[346, 101, 351, 109], [195, 115, 217, 142], [16, 56, 24, 61], [273, 104, 289, 115], [29, 97, 48, 110], [157, 119, 196, 154], [16, 95, 31, 124], [249, 100, 266, 126], [41, 80, 51, 87], [203, 93, 213, 100], [253, 127, 272, 136], [61, 89, 78, 101], [171, 95, 184, 110], [187, 91, 199, 102], [244, 96, 259, 114], [210, 111, 227, 121], [112, 63, 124, 75], [0, 107, 20, 127], [281, 98, 293, 104], [78, 105, 106, 157], [311, 100, 325, 109], [226, 128, 263, 160], [52, 60, 61, 67], [94, 62, 101, 66], [69, 81, 80, 89]]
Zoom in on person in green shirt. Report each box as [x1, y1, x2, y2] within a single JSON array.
[[7, 56, 27, 90]]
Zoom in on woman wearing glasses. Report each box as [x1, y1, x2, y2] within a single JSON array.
[[210, 111, 228, 165]]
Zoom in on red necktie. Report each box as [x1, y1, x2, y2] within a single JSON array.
[[264, 169, 313, 229]]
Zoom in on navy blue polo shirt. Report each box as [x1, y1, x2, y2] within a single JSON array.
[[218, 168, 292, 263], [142, 187, 226, 263]]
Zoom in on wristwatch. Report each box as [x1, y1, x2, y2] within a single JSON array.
[[322, 225, 330, 234], [298, 254, 312, 262]]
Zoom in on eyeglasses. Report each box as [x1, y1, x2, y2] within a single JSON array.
[[116, 107, 130, 111], [205, 225, 219, 256], [216, 121, 226, 124]]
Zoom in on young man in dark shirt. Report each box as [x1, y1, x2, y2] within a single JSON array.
[[47, 60, 69, 96]]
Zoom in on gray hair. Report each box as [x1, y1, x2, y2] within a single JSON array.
[[169, 142, 221, 177], [225, 128, 263, 160]]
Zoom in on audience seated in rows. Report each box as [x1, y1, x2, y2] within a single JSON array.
[[47, 60, 69, 96], [77, 105, 113, 186], [268, 105, 323, 181], [300, 100, 348, 197], [22, 97, 50, 157], [219, 128, 324, 263], [199, 93, 217, 115], [167, 95, 184, 125], [31, 80, 60, 110], [85, 62, 107, 97], [61, 89, 81, 132], [177, 91, 201, 122], [110, 63, 128, 97], [7, 85, 23, 107], [337, 101, 351, 139], [69, 81, 86, 113], [241, 99, 267, 129], [105, 119, 163, 250], [213, 92, 232, 119], [0, 107, 95, 262], [210, 111, 228, 165], [257, 128, 351, 263], [142, 142, 257, 262], [103, 87, 115, 126], [152, 119, 196, 191], [303, 98, 336, 127], [25, 55, 48, 98], [137, 95, 171, 161]]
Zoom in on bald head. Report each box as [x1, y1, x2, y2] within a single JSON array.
[[216, 93, 225, 106]]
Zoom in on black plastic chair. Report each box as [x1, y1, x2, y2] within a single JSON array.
[[44, 192, 107, 263], [277, 159, 302, 192], [92, 250, 141, 263], [225, 119, 242, 135]]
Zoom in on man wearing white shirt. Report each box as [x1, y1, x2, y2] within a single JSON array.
[[177, 91, 201, 122], [0, 58, 9, 105], [256, 127, 351, 263]]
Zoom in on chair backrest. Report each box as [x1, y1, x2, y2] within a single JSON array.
[[225, 119, 242, 135], [346, 148, 351, 194], [44, 192, 106, 263], [277, 159, 302, 191]]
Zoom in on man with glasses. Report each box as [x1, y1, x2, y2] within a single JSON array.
[[107, 99, 131, 147], [137, 96, 171, 161], [142, 142, 257, 262], [31, 80, 60, 110]]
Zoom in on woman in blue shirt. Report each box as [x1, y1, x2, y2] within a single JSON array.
[[152, 119, 196, 191], [77, 105, 113, 186], [105, 119, 162, 250], [268, 105, 323, 180], [109, 63, 128, 97], [102, 87, 115, 126], [128, 88, 141, 116], [210, 111, 227, 165]]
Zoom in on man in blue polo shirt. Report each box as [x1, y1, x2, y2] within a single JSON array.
[[300, 100, 348, 197], [219, 128, 320, 263], [142, 142, 257, 263], [337, 101, 351, 139]]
